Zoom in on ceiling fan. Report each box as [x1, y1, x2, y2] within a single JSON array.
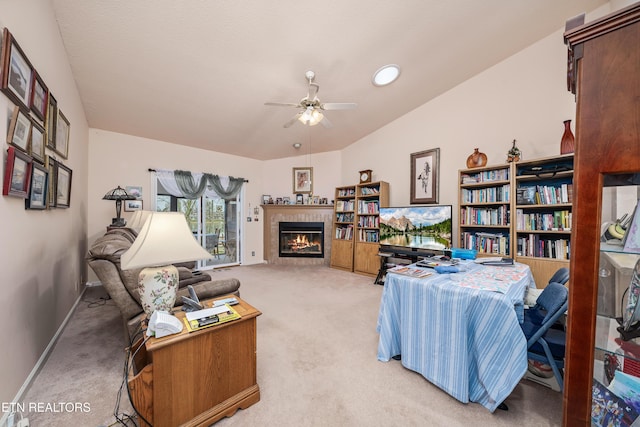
[[265, 70, 357, 128]]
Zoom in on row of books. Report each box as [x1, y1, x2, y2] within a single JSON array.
[[335, 212, 354, 223], [516, 184, 573, 205], [358, 215, 379, 228], [335, 224, 353, 240], [359, 186, 380, 195], [337, 188, 355, 197], [461, 168, 509, 184], [335, 200, 355, 212], [516, 235, 570, 259], [460, 206, 510, 226], [461, 184, 511, 203], [357, 200, 379, 214], [515, 209, 572, 231], [359, 229, 379, 242], [460, 231, 510, 255]]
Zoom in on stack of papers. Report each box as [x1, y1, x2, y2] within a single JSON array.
[[388, 266, 433, 278], [183, 304, 241, 332]]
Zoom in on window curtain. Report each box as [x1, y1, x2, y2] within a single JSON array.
[[155, 169, 245, 200]]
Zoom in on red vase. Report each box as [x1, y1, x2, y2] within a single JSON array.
[[466, 148, 487, 168], [560, 120, 575, 154]]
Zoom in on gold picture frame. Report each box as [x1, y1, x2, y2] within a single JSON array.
[[292, 167, 313, 194]]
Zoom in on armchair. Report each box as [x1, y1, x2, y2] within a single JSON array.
[[87, 227, 240, 342]]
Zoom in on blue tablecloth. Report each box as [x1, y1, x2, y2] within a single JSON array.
[[376, 262, 535, 412]]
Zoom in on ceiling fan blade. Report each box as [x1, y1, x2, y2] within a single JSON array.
[[321, 102, 357, 110], [320, 115, 333, 128], [284, 112, 302, 128], [265, 102, 300, 108]]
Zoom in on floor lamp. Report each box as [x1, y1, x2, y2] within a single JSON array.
[[120, 212, 212, 316]]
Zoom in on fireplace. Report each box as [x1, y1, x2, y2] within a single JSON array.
[[278, 222, 324, 258]]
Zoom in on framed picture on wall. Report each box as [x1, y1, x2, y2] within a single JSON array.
[[55, 161, 72, 208], [2, 146, 32, 198], [293, 167, 313, 194], [46, 93, 57, 150], [124, 199, 143, 212], [55, 109, 70, 159], [29, 70, 48, 121], [29, 120, 45, 163], [46, 155, 57, 208], [0, 28, 33, 111], [410, 148, 440, 204], [26, 162, 48, 210], [7, 106, 31, 153]]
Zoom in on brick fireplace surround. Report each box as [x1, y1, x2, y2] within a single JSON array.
[[262, 204, 333, 265]]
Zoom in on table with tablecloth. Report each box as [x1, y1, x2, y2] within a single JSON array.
[[376, 261, 536, 412]]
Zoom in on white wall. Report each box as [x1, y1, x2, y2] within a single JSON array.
[[0, 0, 89, 404]]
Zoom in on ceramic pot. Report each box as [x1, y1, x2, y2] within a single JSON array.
[[466, 148, 487, 168], [560, 120, 575, 154]]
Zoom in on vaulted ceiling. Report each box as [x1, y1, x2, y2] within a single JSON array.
[[50, 0, 607, 160]]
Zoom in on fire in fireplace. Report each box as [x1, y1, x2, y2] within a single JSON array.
[[278, 222, 324, 258]]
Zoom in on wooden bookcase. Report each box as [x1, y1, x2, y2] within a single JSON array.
[[354, 181, 389, 276], [330, 185, 356, 271], [458, 154, 574, 286]]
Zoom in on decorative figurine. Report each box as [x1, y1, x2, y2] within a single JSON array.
[[507, 139, 521, 163]]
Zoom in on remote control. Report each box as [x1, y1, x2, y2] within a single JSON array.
[[212, 297, 239, 307]]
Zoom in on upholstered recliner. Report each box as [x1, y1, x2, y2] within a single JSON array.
[[87, 227, 240, 342]]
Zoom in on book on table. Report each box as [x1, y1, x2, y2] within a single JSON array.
[[183, 304, 242, 332]]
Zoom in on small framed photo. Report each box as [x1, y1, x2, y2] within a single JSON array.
[[7, 106, 32, 153], [29, 71, 48, 121], [410, 148, 440, 204], [262, 194, 271, 204], [124, 199, 143, 212], [2, 146, 32, 198], [126, 185, 142, 199], [55, 161, 72, 208], [276, 197, 283, 205], [46, 93, 57, 150], [26, 162, 48, 210], [312, 196, 320, 204], [293, 167, 313, 194], [321, 197, 328, 205], [29, 120, 45, 163], [55, 109, 70, 159], [296, 194, 304, 204], [283, 196, 290, 205], [46, 155, 57, 208], [0, 28, 33, 111]]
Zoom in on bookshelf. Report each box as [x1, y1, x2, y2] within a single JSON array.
[[354, 181, 389, 276], [457, 154, 574, 286], [330, 185, 356, 271], [458, 164, 512, 257], [513, 154, 573, 286]]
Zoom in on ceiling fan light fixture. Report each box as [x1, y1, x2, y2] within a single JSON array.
[[298, 107, 324, 126], [372, 64, 400, 86]]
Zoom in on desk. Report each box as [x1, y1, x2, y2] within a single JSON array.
[[376, 262, 534, 412], [128, 296, 261, 427]]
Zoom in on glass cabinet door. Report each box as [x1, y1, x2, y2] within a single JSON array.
[[592, 175, 640, 426]]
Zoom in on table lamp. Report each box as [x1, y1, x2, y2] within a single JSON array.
[[127, 210, 152, 234], [103, 186, 137, 227], [120, 212, 212, 317]]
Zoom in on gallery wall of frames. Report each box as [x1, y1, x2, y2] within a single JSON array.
[[0, 27, 72, 210]]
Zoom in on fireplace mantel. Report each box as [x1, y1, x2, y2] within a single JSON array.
[[262, 204, 333, 265]]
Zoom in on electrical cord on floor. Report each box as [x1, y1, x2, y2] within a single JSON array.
[[120, 334, 153, 427], [81, 294, 115, 309]]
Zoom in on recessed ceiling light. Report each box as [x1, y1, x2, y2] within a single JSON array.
[[372, 64, 400, 86], [293, 143, 302, 149]]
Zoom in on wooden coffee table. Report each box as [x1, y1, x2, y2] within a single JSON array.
[[128, 296, 261, 427]]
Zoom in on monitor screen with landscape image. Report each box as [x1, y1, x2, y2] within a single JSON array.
[[379, 205, 452, 251]]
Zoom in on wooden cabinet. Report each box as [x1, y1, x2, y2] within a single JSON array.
[[330, 185, 356, 271], [513, 154, 573, 286], [563, 4, 640, 425], [354, 181, 389, 276], [330, 181, 389, 275], [128, 297, 261, 427]]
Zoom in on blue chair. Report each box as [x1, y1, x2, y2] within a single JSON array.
[[521, 282, 568, 390], [547, 267, 570, 286]]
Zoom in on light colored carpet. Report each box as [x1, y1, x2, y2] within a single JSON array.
[[19, 264, 562, 426]]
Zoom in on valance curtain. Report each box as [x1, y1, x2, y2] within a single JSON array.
[[155, 169, 245, 200]]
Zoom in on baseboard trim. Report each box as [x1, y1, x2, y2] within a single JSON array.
[[0, 287, 88, 427]]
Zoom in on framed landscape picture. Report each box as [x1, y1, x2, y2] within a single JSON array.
[[46, 93, 57, 150], [26, 162, 48, 210], [55, 109, 70, 159], [7, 106, 31, 153], [293, 167, 313, 194], [2, 146, 32, 198], [46, 155, 57, 208], [124, 199, 143, 212], [0, 28, 33, 111], [410, 148, 440, 204], [29, 120, 45, 163], [29, 70, 48, 121], [55, 161, 72, 208]]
